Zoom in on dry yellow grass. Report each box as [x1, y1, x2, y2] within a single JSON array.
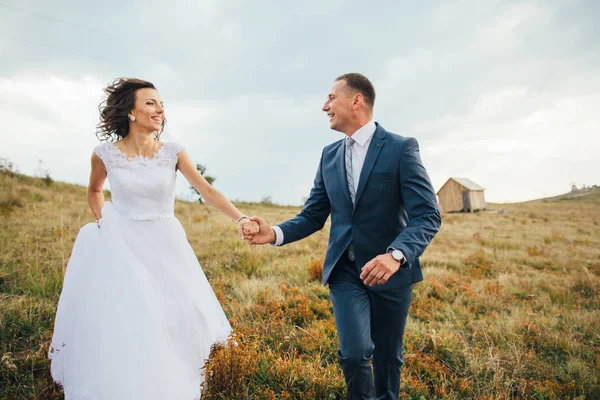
[[1, 167, 599, 399]]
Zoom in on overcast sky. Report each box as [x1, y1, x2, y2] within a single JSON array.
[[1, 0, 598, 205]]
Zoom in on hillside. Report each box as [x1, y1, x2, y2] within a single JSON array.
[[535, 187, 600, 204], [1, 169, 599, 399]]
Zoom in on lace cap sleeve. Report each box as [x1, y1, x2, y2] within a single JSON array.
[[167, 142, 185, 155], [93, 143, 111, 165], [155, 142, 185, 169]]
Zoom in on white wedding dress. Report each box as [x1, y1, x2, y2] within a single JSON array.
[[49, 141, 231, 400]]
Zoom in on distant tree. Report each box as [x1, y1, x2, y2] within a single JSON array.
[[261, 196, 273, 205], [35, 159, 53, 186], [0, 158, 17, 176], [190, 164, 216, 203]]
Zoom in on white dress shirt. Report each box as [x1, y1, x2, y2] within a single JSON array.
[[345, 120, 376, 192], [272, 121, 376, 246]]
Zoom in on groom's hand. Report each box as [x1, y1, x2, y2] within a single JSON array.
[[360, 254, 400, 286], [244, 216, 276, 245]]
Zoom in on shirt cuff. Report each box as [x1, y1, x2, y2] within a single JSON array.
[[272, 226, 284, 246]]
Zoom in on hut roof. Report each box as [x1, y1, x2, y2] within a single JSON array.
[[451, 178, 485, 191], [437, 178, 485, 194]]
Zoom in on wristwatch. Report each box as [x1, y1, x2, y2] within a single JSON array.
[[389, 249, 407, 267]]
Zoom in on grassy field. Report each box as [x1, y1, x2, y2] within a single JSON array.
[[1, 166, 599, 399]]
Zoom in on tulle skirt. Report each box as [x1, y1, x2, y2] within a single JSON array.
[[49, 202, 231, 400]]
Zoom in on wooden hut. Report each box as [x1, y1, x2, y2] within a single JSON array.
[[437, 178, 486, 213]]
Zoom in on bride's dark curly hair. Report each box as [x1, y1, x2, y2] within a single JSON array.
[[96, 78, 166, 142]]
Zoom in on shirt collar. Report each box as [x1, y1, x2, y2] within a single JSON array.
[[349, 120, 376, 147]]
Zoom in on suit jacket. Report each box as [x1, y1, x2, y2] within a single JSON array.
[[278, 123, 441, 290]]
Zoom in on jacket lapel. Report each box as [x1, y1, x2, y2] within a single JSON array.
[[354, 124, 386, 209], [335, 140, 353, 208]]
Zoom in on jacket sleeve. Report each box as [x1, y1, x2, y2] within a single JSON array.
[[277, 149, 331, 245], [388, 138, 441, 266]]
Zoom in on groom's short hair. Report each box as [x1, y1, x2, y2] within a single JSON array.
[[335, 73, 376, 109]]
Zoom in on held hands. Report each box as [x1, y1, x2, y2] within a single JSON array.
[[360, 253, 401, 286], [242, 216, 275, 245], [237, 218, 260, 239]]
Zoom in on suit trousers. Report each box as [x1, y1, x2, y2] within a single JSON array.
[[328, 251, 413, 400]]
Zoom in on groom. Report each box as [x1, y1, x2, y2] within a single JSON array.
[[245, 73, 441, 399]]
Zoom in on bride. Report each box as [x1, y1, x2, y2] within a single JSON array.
[[49, 77, 258, 400]]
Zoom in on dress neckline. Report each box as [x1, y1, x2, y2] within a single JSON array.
[[111, 141, 165, 161]]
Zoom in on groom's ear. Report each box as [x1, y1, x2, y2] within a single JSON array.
[[352, 93, 364, 108]]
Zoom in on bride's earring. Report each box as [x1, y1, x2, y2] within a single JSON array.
[[129, 115, 136, 121]]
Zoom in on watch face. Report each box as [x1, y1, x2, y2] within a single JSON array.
[[392, 250, 403, 260]]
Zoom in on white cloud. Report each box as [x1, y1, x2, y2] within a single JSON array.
[[0, 74, 105, 184], [165, 93, 332, 205], [475, 2, 553, 51], [417, 87, 600, 202]]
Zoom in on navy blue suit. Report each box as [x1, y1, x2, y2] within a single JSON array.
[[278, 123, 441, 399]]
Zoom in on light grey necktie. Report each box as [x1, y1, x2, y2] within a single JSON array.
[[345, 137, 356, 261]]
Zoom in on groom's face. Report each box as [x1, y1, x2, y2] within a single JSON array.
[[323, 80, 354, 133]]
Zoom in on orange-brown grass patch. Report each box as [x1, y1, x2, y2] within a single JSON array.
[[307, 258, 324, 282]]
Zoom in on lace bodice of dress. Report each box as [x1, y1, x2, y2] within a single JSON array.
[[93, 142, 185, 219]]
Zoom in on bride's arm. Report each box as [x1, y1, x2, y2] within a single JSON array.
[[87, 153, 107, 220], [177, 150, 257, 230]]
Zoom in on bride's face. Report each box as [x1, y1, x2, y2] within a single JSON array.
[[129, 88, 165, 134]]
